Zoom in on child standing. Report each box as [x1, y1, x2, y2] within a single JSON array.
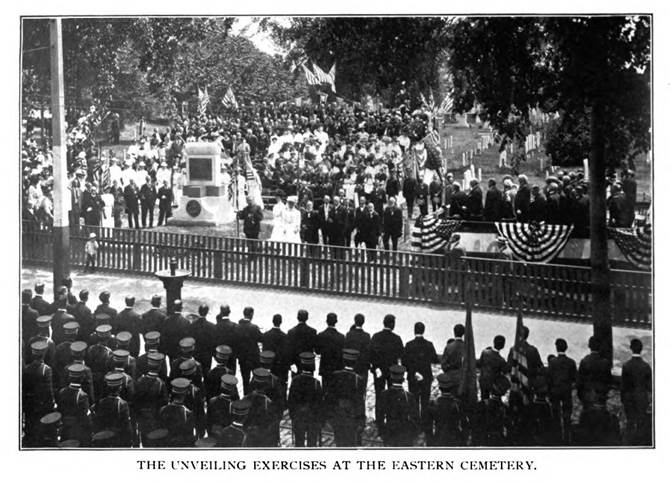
[[84, 232, 99, 272]]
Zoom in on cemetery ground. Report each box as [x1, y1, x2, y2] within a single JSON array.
[[22, 266, 651, 446]]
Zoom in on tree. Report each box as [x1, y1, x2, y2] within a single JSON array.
[[447, 16, 650, 362]]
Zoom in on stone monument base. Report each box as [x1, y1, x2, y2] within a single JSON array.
[[168, 192, 235, 226]]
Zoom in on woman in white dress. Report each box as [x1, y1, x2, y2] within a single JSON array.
[[101, 188, 115, 228], [281, 196, 302, 244], [269, 192, 286, 242]]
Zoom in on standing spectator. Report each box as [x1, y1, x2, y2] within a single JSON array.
[[382, 196, 403, 251], [449, 183, 467, 219], [315, 313, 346, 391], [402, 322, 439, 425], [370, 314, 404, 426], [345, 314, 371, 387], [428, 174, 442, 213], [483, 179, 504, 222], [82, 186, 104, 226], [236, 307, 262, 395], [359, 202, 381, 255], [402, 176, 418, 219], [515, 175, 531, 222], [620, 338, 651, 445], [477, 335, 509, 401], [467, 179, 484, 220], [416, 182, 429, 217], [123, 179, 140, 229], [547, 338, 577, 443], [621, 170, 637, 226], [157, 180, 173, 226], [84, 233, 99, 273], [576, 337, 612, 408], [607, 183, 627, 227], [528, 185, 547, 222], [237, 196, 263, 258], [140, 178, 157, 228]]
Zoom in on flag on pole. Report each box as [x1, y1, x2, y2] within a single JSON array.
[[222, 87, 238, 109], [410, 212, 462, 252], [458, 302, 478, 407], [509, 306, 531, 406], [438, 94, 454, 114], [197, 86, 210, 116], [328, 63, 336, 92], [302, 64, 320, 85], [312, 63, 330, 84]]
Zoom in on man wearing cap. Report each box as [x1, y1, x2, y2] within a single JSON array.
[[473, 374, 511, 446], [170, 337, 203, 381], [134, 353, 169, 445], [106, 349, 136, 405], [217, 399, 251, 447], [69, 341, 95, 402], [236, 307, 262, 395], [262, 314, 290, 386], [27, 314, 57, 369], [244, 368, 279, 447], [327, 349, 366, 446], [137, 332, 168, 381], [315, 313, 345, 391], [258, 350, 286, 439], [426, 372, 465, 446], [369, 314, 404, 425], [116, 296, 142, 357], [141, 295, 166, 337], [214, 305, 238, 375], [123, 178, 140, 228], [115, 332, 138, 379], [68, 289, 94, 341], [205, 345, 235, 400], [56, 364, 93, 446], [441, 323, 466, 386], [23, 340, 55, 446], [477, 335, 510, 401], [179, 359, 207, 439], [620, 338, 652, 445], [31, 282, 53, 315], [288, 352, 324, 447], [207, 374, 240, 435], [94, 291, 118, 325], [54, 321, 80, 388], [287, 309, 318, 369], [547, 338, 576, 443], [36, 412, 63, 447], [187, 304, 217, 374], [86, 324, 113, 402], [159, 378, 195, 447], [84, 232, 99, 273], [91, 372, 133, 447], [345, 314, 371, 388], [22, 288, 39, 345], [377, 364, 420, 447], [161, 299, 190, 364], [402, 322, 439, 427]]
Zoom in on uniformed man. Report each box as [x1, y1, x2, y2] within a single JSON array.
[[134, 353, 169, 446], [216, 399, 251, 447], [91, 372, 133, 447], [426, 372, 465, 447], [54, 321, 80, 389], [477, 335, 509, 401], [159, 378, 196, 447], [114, 332, 138, 380], [105, 349, 136, 405], [23, 340, 55, 446], [27, 314, 56, 370], [50, 298, 75, 346], [546, 338, 577, 443], [315, 312, 345, 391], [160, 299, 190, 365], [287, 352, 323, 447], [328, 349, 366, 447], [620, 338, 652, 445], [376, 364, 420, 447], [259, 351, 286, 428], [115, 296, 142, 357], [576, 336, 612, 408], [370, 314, 404, 425], [262, 314, 290, 386], [204, 345, 233, 400], [244, 368, 279, 447], [286, 309, 318, 369], [169, 337, 203, 382], [187, 304, 217, 374], [214, 305, 238, 375], [22, 288, 39, 345], [86, 324, 113, 401], [137, 331, 168, 381], [36, 412, 62, 447], [68, 289, 94, 342], [93, 290, 118, 326], [144, 428, 169, 448], [140, 295, 166, 337], [207, 374, 240, 435], [402, 321, 439, 426], [573, 391, 621, 446], [69, 341, 95, 402], [31, 282, 53, 315], [56, 363, 93, 446], [236, 307, 262, 395], [91, 429, 116, 448], [441, 323, 465, 385], [88, 313, 113, 346], [344, 313, 371, 387], [179, 358, 207, 438], [473, 374, 511, 446], [528, 375, 557, 445]]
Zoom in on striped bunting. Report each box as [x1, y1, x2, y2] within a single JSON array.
[[411, 212, 462, 253], [609, 218, 652, 270], [494, 221, 574, 263]]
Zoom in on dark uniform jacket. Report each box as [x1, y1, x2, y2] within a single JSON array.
[[187, 316, 217, 373], [50, 309, 75, 346], [68, 301, 94, 340], [474, 397, 509, 446], [160, 312, 190, 362], [22, 303, 39, 345], [477, 347, 509, 396], [315, 327, 345, 381], [286, 323, 318, 366], [620, 356, 652, 415], [214, 316, 238, 374], [140, 308, 166, 336], [426, 393, 464, 446], [244, 391, 279, 447], [159, 402, 195, 447], [31, 294, 53, 316], [288, 373, 324, 424], [327, 368, 365, 420], [217, 423, 247, 447], [369, 329, 404, 378], [441, 338, 464, 376], [403, 336, 439, 384], [484, 186, 504, 222], [344, 327, 372, 379], [92, 394, 132, 446], [136, 351, 168, 381], [205, 364, 234, 400], [236, 319, 262, 367], [134, 373, 169, 431], [207, 393, 238, 433], [262, 327, 290, 380], [23, 359, 55, 416], [358, 210, 381, 244], [94, 303, 118, 327], [377, 385, 420, 446], [115, 308, 142, 357], [577, 352, 612, 403], [547, 353, 577, 399], [56, 383, 92, 444]]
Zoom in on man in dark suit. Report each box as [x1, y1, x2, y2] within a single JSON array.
[[570, 185, 590, 237], [441, 324, 466, 386], [50, 298, 75, 347], [547, 338, 577, 443], [370, 314, 404, 425], [140, 295, 166, 337], [300, 200, 320, 246], [515, 175, 531, 222], [315, 313, 345, 391], [139, 178, 157, 228], [466, 179, 484, 220], [160, 299, 190, 365], [287, 352, 323, 447], [377, 364, 420, 447], [115, 296, 142, 357], [620, 338, 652, 445], [23, 340, 55, 446], [238, 196, 263, 258], [402, 322, 439, 425], [157, 180, 173, 226], [123, 179, 140, 229], [94, 291, 118, 327], [318, 195, 334, 246], [262, 314, 289, 386], [382, 196, 403, 251], [477, 335, 509, 401], [327, 349, 366, 446], [236, 307, 262, 395], [31, 282, 53, 316], [22, 289, 39, 345], [215, 305, 238, 375], [68, 289, 94, 341], [576, 336, 612, 408], [529, 185, 548, 222], [402, 176, 418, 219], [483, 179, 504, 222], [286, 309, 318, 368], [416, 182, 429, 216], [449, 183, 468, 219], [358, 202, 381, 255], [187, 305, 217, 375], [345, 313, 371, 387]]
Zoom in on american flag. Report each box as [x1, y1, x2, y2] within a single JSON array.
[[509, 308, 531, 405], [411, 212, 462, 252], [222, 87, 238, 109], [198, 86, 210, 116], [312, 63, 331, 84], [438, 94, 454, 114], [327, 62, 336, 92], [302, 64, 320, 86]]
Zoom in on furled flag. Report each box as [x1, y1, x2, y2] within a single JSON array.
[[458, 302, 478, 408], [328, 63, 336, 92], [411, 211, 462, 253], [494, 221, 574, 263], [222, 87, 238, 109], [509, 306, 531, 406], [197, 86, 210, 116], [608, 212, 652, 270], [302, 64, 320, 86]]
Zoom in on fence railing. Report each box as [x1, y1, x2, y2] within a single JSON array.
[[21, 224, 652, 328]]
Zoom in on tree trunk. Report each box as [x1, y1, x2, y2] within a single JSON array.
[[589, 99, 612, 364]]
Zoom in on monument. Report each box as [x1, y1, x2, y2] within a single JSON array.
[[169, 142, 235, 225]]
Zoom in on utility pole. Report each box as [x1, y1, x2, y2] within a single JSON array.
[[50, 18, 70, 293]]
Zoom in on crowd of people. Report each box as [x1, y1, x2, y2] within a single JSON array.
[[22, 101, 641, 249], [22, 278, 651, 448]]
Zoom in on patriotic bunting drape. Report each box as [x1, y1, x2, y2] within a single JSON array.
[[411, 213, 462, 253], [609, 218, 652, 270], [494, 221, 573, 263]]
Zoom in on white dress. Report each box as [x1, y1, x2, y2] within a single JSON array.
[[101, 193, 114, 228], [280, 207, 302, 243], [270, 201, 286, 242]]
